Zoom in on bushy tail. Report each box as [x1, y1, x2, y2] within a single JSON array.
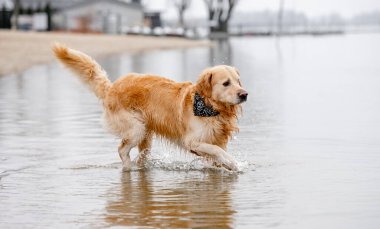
[[52, 43, 111, 100]]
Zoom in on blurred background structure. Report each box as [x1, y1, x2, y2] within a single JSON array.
[[0, 0, 379, 37]]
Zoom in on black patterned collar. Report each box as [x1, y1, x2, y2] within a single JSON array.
[[193, 92, 219, 117]]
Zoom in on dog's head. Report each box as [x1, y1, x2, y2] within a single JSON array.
[[196, 65, 248, 105]]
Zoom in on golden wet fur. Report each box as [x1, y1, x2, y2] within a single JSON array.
[[52, 43, 247, 171]]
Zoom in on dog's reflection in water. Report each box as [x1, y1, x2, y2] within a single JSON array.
[[104, 170, 237, 228]]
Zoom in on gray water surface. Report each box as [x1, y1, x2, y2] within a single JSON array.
[[1, 34, 380, 228]]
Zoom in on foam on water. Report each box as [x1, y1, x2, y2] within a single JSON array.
[[62, 151, 252, 173], [145, 157, 251, 173]]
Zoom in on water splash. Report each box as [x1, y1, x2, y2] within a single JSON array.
[[62, 153, 252, 173]]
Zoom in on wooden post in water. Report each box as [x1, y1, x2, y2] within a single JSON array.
[[277, 0, 284, 35]]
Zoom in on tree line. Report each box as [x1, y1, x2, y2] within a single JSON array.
[[174, 0, 238, 34]]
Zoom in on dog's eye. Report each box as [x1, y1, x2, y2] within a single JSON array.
[[223, 80, 230, 87]]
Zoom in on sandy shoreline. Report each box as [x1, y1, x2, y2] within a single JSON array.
[[0, 30, 210, 76]]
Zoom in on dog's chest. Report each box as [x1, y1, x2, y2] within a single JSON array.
[[188, 116, 224, 143]]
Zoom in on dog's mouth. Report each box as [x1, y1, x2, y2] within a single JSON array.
[[237, 97, 247, 104]]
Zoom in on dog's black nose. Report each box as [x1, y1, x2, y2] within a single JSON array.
[[238, 91, 248, 101]]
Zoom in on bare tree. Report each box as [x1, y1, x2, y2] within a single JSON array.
[[174, 0, 191, 28], [12, 0, 20, 30], [204, 0, 238, 33]]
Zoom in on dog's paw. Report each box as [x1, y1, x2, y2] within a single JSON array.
[[214, 156, 238, 171], [223, 160, 239, 171], [122, 161, 133, 172]]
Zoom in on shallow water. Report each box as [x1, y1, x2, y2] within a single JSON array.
[[1, 34, 380, 228]]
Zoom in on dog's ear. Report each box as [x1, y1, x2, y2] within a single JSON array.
[[234, 67, 240, 76], [196, 71, 213, 98]]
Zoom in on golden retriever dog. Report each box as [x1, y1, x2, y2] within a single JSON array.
[[52, 43, 248, 171]]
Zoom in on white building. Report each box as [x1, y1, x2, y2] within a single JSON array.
[[53, 0, 143, 34]]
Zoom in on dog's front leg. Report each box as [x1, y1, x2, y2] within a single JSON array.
[[187, 142, 238, 171]]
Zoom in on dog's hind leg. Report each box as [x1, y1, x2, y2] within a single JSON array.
[[136, 131, 153, 167], [118, 139, 135, 171], [109, 110, 147, 171]]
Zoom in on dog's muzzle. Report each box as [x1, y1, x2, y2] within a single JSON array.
[[238, 90, 248, 103]]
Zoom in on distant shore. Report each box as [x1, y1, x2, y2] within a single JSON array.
[[0, 30, 210, 76]]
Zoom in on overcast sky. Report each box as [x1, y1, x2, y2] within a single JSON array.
[[146, 0, 380, 19]]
